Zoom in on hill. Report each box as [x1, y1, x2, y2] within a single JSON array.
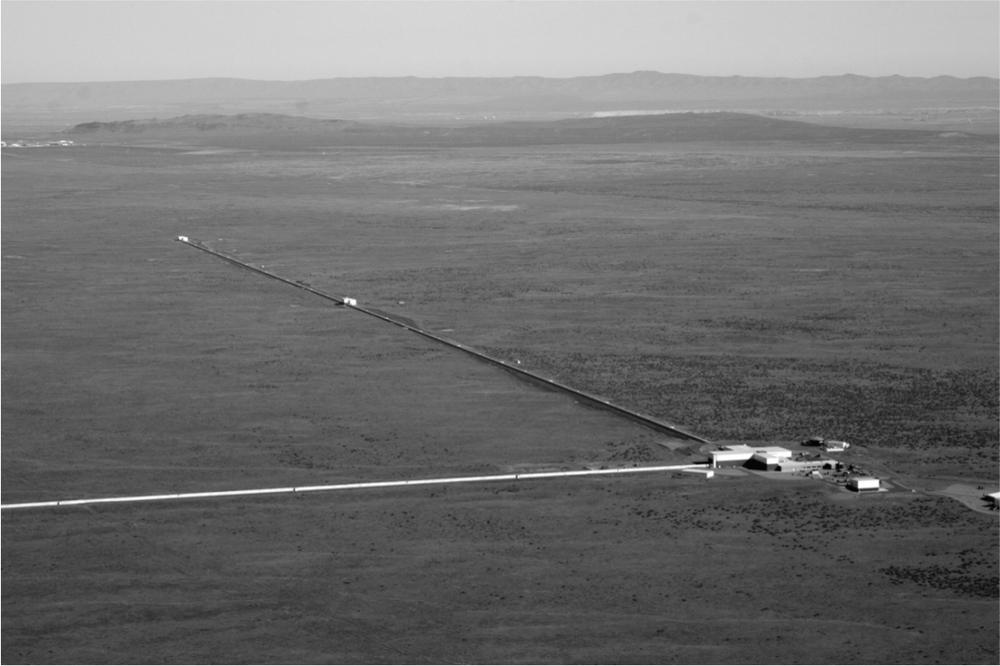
[[61, 111, 974, 150], [4, 72, 998, 131]]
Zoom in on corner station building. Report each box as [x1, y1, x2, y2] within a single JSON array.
[[709, 444, 793, 469]]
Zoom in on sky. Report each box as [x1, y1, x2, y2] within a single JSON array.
[[2, 1, 998, 83]]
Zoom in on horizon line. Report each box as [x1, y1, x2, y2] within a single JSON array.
[[4, 70, 999, 86]]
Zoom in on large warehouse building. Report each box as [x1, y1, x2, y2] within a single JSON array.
[[708, 444, 793, 468]]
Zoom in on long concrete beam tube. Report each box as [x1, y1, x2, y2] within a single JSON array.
[[175, 237, 708, 443], [1, 463, 710, 511]]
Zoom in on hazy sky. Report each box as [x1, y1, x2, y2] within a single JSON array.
[[2, 1, 998, 83]]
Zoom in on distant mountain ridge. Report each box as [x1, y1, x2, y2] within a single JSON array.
[[4, 72, 998, 129]]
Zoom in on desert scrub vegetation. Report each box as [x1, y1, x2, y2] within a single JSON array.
[[623, 490, 997, 592], [625, 492, 986, 538], [880, 564, 999, 598], [350, 265, 565, 303], [486, 348, 998, 467], [603, 439, 659, 463]]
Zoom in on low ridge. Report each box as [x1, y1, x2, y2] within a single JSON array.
[[65, 111, 963, 149]]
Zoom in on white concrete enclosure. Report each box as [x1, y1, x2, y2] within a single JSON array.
[[847, 477, 880, 492]]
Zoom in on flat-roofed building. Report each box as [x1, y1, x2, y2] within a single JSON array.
[[847, 476, 880, 492], [682, 468, 715, 479], [775, 458, 837, 473], [709, 445, 792, 468], [709, 445, 755, 468], [822, 440, 850, 452], [747, 451, 786, 470]]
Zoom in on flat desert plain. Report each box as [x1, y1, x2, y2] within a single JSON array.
[[2, 115, 998, 664]]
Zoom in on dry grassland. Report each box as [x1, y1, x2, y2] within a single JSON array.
[[2, 125, 997, 663]]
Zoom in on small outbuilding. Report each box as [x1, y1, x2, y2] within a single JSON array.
[[682, 468, 714, 479], [847, 476, 880, 492], [822, 440, 851, 452]]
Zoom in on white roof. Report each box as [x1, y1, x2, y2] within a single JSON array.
[[711, 449, 755, 459], [711, 446, 791, 455], [752, 451, 786, 461], [718, 445, 790, 453]]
